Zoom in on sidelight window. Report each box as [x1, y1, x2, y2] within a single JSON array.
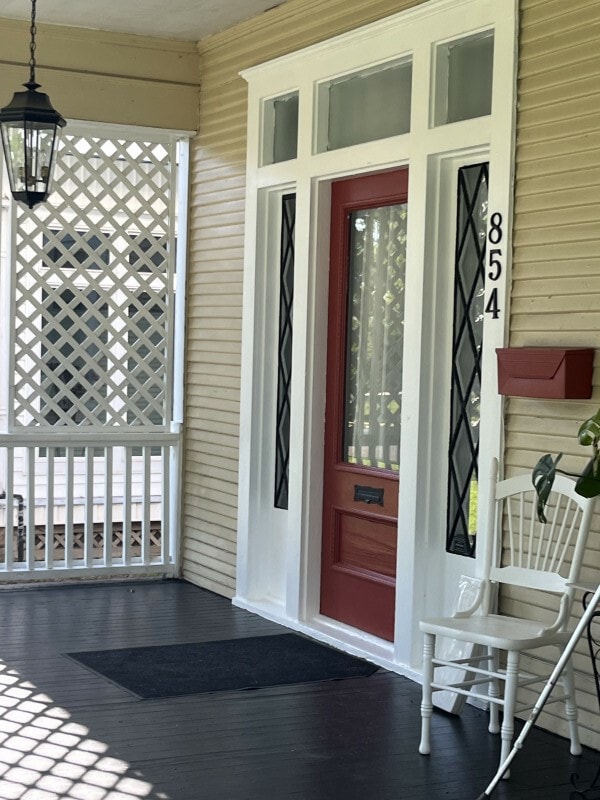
[[274, 194, 296, 509], [446, 162, 489, 557]]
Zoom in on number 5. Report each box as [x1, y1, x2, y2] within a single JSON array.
[[488, 249, 502, 281]]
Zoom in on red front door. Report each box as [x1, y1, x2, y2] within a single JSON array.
[[320, 168, 409, 642]]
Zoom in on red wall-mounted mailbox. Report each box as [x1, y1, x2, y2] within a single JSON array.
[[496, 347, 594, 399]]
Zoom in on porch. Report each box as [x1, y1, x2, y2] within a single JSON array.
[[0, 578, 595, 800]]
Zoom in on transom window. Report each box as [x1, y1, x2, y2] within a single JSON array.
[[315, 59, 412, 152], [433, 31, 495, 127]]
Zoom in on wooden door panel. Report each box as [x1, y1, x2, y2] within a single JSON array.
[[320, 564, 396, 641], [334, 509, 397, 579]]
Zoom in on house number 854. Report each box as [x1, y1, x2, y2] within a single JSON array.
[[485, 212, 503, 320]]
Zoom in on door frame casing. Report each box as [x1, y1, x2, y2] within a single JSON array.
[[235, 0, 518, 675]]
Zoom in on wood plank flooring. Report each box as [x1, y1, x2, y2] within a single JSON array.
[[0, 578, 596, 800]]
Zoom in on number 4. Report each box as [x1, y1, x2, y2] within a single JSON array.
[[485, 288, 500, 319]]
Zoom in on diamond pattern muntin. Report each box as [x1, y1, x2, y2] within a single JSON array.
[[11, 133, 175, 429], [274, 194, 296, 509], [446, 162, 489, 557], [343, 203, 407, 471]]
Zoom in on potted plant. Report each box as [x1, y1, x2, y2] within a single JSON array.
[[532, 407, 600, 522]]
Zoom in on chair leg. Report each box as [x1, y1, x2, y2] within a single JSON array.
[[499, 649, 520, 780], [419, 633, 435, 755], [487, 647, 501, 734], [560, 653, 582, 756]]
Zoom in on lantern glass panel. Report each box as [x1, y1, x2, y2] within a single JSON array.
[[25, 122, 57, 192], [1, 121, 26, 192], [1, 120, 57, 195]]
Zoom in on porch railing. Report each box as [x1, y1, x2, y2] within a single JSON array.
[[0, 430, 180, 581]]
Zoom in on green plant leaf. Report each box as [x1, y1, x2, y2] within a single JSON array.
[[575, 456, 600, 498], [577, 409, 600, 447], [532, 453, 562, 523]]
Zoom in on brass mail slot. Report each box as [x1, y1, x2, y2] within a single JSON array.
[[354, 485, 384, 506]]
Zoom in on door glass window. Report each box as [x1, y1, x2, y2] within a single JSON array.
[[343, 203, 408, 471]]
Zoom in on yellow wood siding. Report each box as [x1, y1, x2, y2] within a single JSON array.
[[0, 19, 199, 130], [506, 0, 600, 746], [183, 0, 427, 594]]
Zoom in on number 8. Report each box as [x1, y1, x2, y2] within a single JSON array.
[[488, 212, 503, 245]]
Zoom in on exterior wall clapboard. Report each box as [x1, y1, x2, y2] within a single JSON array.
[[507, 0, 600, 747], [183, 0, 427, 596]]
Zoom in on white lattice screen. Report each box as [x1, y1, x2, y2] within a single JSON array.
[[10, 130, 177, 430]]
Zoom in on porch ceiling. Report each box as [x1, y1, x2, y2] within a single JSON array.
[[0, 0, 290, 41]]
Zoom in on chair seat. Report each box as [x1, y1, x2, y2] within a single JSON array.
[[420, 613, 569, 651]]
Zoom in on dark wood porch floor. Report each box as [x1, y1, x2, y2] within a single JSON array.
[[0, 579, 596, 800]]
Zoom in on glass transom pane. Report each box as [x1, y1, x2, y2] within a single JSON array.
[[434, 32, 494, 126], [343, 203, 408, 471], [319, 60, 412, 152], [262, 92, 299, 165]]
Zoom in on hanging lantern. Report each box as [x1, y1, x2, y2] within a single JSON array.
[[0, 0, 66, 209]]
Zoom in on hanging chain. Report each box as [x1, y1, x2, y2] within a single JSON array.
[[29, 0, 37, 85]]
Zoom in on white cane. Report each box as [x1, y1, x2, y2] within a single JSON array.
[[476, 583, 600, 799]]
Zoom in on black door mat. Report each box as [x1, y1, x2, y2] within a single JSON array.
[[67, 633, 378, 699]]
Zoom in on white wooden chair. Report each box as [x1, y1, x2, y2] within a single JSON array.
[[418, 458, 596, 776]]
